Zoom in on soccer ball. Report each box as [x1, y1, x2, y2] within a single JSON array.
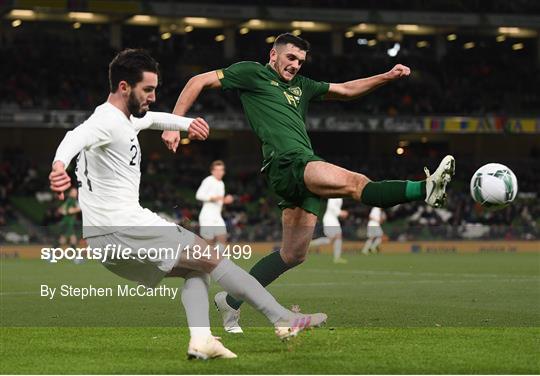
[[470, 163, 518, 209]]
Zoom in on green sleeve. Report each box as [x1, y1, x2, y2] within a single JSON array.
[[217, 61, 262, 91], [301, 76, 330, 101]]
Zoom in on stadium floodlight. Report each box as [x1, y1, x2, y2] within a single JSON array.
[[512, 43, 524, 50], [345, 31, 354, 38], [11, 19, 22, 27], [184, 25, 194, 32], [463, 41, 475, 49], [184, 17, 208, 25], [161, 32, 171, 40], [292, 29, 302, 36], [396, 24, 419, 32], [68, 12, 94, 20], [9, 9, 35, 18], [417, 40, 429, 48], [291, 21, 315, 28], [387, 42, 400, 56], [248, 19, 262, 26], [498, 27, 520, 34], [72, 22, 81, 29], [265, 35, 276, 43], [239, 27, 249, 35], [447, 33, 457, 41], [496, 35, 506, 42], [367, 39, 377, 46], [132, 15, 152, 22], [215, 34, 225, 42]]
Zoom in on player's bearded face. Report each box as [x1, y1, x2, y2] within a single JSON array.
[[127, 72, 158, 117], [127, 90, 147, 117]]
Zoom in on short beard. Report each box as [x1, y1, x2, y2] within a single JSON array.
[[127, 91, 146, 118]]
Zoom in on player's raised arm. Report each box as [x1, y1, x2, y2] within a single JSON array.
[[131, 112, 209, 140], [325, 64, 410, 101], [162, 71, 221, 152]]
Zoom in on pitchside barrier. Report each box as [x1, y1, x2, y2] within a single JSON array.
[[1, 241, 538, 259]]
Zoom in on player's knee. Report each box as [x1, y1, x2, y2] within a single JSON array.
[[281, 249, 307, 267], [185, 270, 210, 287], [349, 173, 370, 200]]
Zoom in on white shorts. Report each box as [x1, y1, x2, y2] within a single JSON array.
[[323, 225, 342, 238], [367, 225, 383, 238], [199, 217, 227, 240], [87, 225, 196, 287]]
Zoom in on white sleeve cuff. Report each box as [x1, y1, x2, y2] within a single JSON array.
[[133, 112, 194, 131]]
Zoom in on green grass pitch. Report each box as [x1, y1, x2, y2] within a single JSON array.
[[1, 252, 539, 373]]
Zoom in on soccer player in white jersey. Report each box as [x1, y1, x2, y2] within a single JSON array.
[[361, 207, 385, 255], [310, 198, 348, 263], [196, 160, 233, 249], [48, 49, 326, 360]]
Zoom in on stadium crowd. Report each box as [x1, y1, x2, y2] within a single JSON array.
[[1, 147, 538, 244], [2, 24, 539, 116]]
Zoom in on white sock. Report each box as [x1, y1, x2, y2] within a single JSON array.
[[333, 238, 343, 259], [182, 271, 212, 338], [311, 237, 330, 247], [371, 237, 382, 252], [210, 259, 291, 324], [361, 238, 373, 254]]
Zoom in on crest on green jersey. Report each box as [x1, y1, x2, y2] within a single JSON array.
[[288, 86, 302, 97]]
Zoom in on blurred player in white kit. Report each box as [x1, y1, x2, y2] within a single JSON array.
[[361, 207, 385, 255], [196, 160, 233, 249], [310, 198, 349, 263]]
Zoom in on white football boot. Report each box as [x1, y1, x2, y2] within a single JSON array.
[[214, 291, 244, 334], [424, 155, 455, 208], [274, 312, 328, 341], [187, 335, 237, 360]]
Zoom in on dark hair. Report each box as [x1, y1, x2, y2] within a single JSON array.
[[273, 33, 310, 52], [108, 49, 160, 92]]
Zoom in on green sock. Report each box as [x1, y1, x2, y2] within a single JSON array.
[[360, 180, 426, 208], [225, 250, 291, 310]]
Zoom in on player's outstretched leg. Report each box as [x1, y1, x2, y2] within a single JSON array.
[[219, 208, 317, 333], [178, 235, 326, 340], [304, 155, 455, 208]]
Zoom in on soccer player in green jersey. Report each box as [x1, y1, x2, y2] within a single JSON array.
[[163, 33, 455, 333]]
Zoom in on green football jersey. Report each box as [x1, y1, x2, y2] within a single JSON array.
[[217, 61, 329, 167]]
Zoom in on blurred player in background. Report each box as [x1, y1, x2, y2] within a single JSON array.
[[162, 33, 455, 333], [196, 160, 234, 249], [310, 198, 348, 263], [57, 186, 81, 250], [361, 207, 385, 255], [49, 48, 326, 359]]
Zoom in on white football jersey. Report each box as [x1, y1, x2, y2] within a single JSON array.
[[196, 175, 225, 223], [323, 198, 343, 227], [53, 102, 192, 237], [368, 207, 383, 227]]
